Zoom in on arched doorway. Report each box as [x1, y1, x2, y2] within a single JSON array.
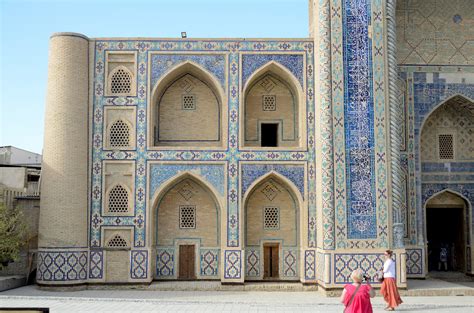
[[420, 95, 474, 276], [243, 173, 302, 281], [425, 191, 469, 273], [152, 174, 221, 280], [242, 62, 304, 148]]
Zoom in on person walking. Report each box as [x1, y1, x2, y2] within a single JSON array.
[[340, 269, 375, 313], [381, 250, 403, 311]]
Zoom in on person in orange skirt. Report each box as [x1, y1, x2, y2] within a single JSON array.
[[380, 250, 403, 311]]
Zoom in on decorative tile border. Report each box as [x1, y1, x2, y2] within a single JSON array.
[[304, 250, 316, 280], [37, 250, 88, 282], [200, 249, 219, 277], [130, 250, 148, 279], [224, 250, 242, 279], [89, 249, 104, 280], [405, 248, 423, 276], [334, 253, 388, 284], [156, 248, 175, 278]]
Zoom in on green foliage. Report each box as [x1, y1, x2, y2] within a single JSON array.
[[0, 203, 27, 268]]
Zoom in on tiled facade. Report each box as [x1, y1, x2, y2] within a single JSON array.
[[37, 0, 473, 289]]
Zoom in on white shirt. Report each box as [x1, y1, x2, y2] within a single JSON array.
[[383, 258, 396, 278]]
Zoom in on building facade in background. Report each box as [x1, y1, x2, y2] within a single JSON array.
[[36, 0, 474, 289]]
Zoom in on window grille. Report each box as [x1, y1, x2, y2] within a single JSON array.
[[262, 95, 276, 111], [264, 207, 279, 230], [108, 185, 129, 213], [110, 68, 132, 94], [106, 234, 128, 248], [182, 95, 196, 110], [109, 120, 130, 148], [179, 206, 196, 229], [438, 134, 454, 159]]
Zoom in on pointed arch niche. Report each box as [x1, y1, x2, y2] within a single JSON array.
[[243, 172, 303, 281], [150, 62, 226, 148], [150, 172, 222, 280], [241, 62, 305, 149]]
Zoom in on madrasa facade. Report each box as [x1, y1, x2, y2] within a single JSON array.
[[37, 0, 474, 289]]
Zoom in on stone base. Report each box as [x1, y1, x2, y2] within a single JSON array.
[[0, 276, 26, 292]]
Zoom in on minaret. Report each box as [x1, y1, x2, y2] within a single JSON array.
[[37, 33, 90, 285]]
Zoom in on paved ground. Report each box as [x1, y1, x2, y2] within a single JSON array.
[[1, 286, 473, 312]]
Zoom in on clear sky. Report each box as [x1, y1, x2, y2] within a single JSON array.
[[1, 0, 308, 154]]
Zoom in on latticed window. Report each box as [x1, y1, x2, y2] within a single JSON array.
[[110, 67, 132, 94], [438, 134, 454, 159], [109, 120, 130, 148], [182, 95, 196, 110], [179, 206, 196, 229], [108, 185, 129, 213], [262, 95, 276, 111], [264, 207, 279, 230], [106, 234, 128, 248]]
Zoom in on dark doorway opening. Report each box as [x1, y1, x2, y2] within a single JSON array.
[[261, 123, 278, 147], [427, 207, 465, 272], [263, 243, 279, 279], [179, 245, 196, 279]]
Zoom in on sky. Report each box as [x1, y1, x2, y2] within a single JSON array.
[[0, 0, 308, 154]]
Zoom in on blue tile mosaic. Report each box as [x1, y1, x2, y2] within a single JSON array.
[[241, 164, 305, 198], [150, 54, 226, 90], [150, 164, 225, 197], [242, 54, 304, 88], [343, 0, 377, 239]]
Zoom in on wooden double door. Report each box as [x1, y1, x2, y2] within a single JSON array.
[[263, 243, 279, 279], [179, 245, 196, 279]]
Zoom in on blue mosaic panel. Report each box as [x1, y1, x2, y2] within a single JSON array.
[[89, 250, 103, 279], [245, 249, 260, 277], [149, 163, 225, 197], [150, 54, 226, 90], [342, 0, 377, 239], [334, 253, 388, 284], [200, 249, 219, 277], [224, 250, 241, 279], [156, 248, 174, 278], [406, 248, 423, 276], [130, 250, 148, 279], [304, 250, 316, 280], [241, 164, 305, 198], [283, 249, 298, 277], [242, 54, 304, 88], [37, 250, 88, 282]]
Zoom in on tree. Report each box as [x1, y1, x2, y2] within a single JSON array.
[[0, 203, 27, 268]]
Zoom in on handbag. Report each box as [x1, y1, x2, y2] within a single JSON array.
[[376, 271, 384, 283], [344, 284, 361, 313]]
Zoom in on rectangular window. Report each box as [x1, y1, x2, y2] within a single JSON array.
[[262, 95, 276, 111], [182, 95, 196, 110], [438, 134, 454, 160], [179, 205, 196, 229], [261, 123, 278, 147], [264, 207, 279, 230]]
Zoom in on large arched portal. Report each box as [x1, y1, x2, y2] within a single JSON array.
[[152, 174, 221, 280], [425, 191, 470, 273], [244, 173, 301, 281], [420, 95, 474, 275]]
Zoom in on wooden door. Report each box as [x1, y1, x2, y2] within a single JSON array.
[[263, 244, 279, 279], [179, 245, 195, 279]]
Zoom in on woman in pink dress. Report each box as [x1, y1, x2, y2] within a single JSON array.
[[340, 269, 375, 313]]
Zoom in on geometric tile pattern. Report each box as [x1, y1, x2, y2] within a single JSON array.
[[156, 248, 174, 278], [130, 250, 148, 279], [89, 250, 104, 279], [304, 250, 316, 280], [334, 253, 388, 284], [90, 39, 316, 259], [405, 248, 423, 275], [283, 249, 298, 277], [37, 250, 88, 282], [200, 249, 219, 277], [224, 250, 241, 279], [245, 249, 260, 277]]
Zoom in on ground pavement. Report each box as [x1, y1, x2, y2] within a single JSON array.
[[1, 285, 473, 313]]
